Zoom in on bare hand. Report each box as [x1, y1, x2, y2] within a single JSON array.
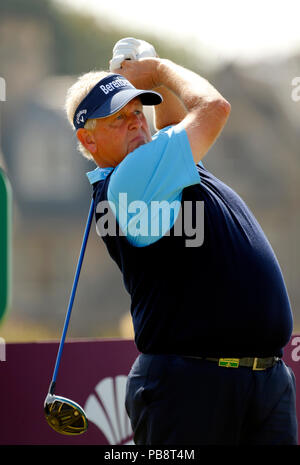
[[114, 57, 160, 90]]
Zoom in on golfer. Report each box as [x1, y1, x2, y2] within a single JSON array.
[[65, 38, 297, 445]]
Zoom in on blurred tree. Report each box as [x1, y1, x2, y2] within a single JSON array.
[[0, 0, 53, 17], [0, 0, 206, 76], [50, 8, 122, 74]]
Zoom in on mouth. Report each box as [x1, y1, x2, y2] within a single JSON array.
[[129, 135, 146, 150], [131, 135, 145, 143]]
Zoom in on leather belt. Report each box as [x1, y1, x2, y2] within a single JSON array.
[[185, 356, 280, 370]]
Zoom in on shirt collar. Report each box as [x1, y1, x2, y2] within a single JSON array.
[[86, 166, 113, 185]]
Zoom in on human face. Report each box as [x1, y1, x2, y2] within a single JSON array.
[[90, 97, 152, 167]]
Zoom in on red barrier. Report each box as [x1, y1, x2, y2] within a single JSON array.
[[0, 339, 138, 445], [0, 337, 299, 445]]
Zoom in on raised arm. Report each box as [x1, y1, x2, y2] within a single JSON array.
[[151, 84, 188, 129], [116, 57, 231, 163]]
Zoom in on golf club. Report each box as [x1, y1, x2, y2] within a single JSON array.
[[44, 197, 95, 435]]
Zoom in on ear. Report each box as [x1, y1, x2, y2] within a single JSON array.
[[76, 128, 97, 155]]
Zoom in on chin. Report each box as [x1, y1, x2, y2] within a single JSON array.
[[136, 140, 147, 149], [132, 139, 148, 153]]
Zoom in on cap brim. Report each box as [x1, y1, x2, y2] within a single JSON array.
[[89, 88, 162, 119]]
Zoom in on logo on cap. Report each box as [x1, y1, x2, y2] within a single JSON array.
[[99, 77, 132, 95], [76, 109, 87, 126]]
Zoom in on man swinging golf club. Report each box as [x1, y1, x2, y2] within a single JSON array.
[[61, 37, 297, 445]]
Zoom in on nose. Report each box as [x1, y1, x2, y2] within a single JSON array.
[[128, 112, 142, 130]]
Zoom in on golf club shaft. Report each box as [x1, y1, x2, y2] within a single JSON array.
[[49, 197, 95, 395]]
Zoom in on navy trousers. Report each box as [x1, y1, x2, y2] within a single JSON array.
[[125, 354, 298, 445]]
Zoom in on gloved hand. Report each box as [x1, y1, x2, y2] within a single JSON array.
[[109, 37, 157, 72]]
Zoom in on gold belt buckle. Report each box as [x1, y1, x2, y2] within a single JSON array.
[[252, 357, 265, 371], [218, 358, 239, 368]]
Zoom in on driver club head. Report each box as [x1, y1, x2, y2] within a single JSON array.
[[44, 393, 88, 436]]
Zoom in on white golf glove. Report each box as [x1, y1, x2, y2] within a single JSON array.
[[109, 37, 157, 72]]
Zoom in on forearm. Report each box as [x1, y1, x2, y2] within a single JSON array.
[[152, 58, 230, 131], [152, 84, 187, 130], [153, 59, 231, 161], [154, 59, 228, 118]]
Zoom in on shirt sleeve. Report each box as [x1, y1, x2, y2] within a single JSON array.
[[107, 123, 200, 246]]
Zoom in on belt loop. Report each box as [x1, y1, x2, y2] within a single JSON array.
[[252, 357, 264, 371]]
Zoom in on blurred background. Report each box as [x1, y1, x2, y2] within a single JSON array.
[[0, 0, 299, 342]]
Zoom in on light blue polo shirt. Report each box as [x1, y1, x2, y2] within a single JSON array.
[[86, 124, 201, 246]]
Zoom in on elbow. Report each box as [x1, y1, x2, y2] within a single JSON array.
[[205, 97, 231, 132], [194, 96, 231, 125], [222, 98, 231, 117], [214, 97, 231, 120]]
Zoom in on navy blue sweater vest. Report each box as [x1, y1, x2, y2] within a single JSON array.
[[92, 164, 293, 358]]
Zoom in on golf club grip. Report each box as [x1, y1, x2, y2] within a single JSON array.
[[50, 197, 95, 390]]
